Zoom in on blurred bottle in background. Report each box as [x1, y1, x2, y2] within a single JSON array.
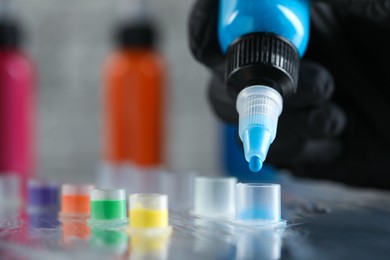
[[100, 0, 165, 193], [0, 0, 35, 200]]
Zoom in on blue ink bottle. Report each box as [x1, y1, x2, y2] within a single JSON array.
[[218, 0, 310, 172]]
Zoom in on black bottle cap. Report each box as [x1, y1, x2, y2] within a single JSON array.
[[226, 33, 300, 98], [0, 19, 21, 47], [115, 21, 156, 48]]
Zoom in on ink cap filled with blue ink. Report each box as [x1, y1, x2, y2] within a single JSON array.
[[235, 183, 285, 227]]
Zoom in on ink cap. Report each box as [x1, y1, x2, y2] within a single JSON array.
[[0, 173, 20, 208], [27, 178, 59, 212], [128, 193, 172, 237], [87, 189, 128, 229], [235, 183, 286, 227], [194, 176, 237, 219], [59, 183, 95, 219]]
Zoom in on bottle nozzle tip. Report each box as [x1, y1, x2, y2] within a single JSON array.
[[249, 156, 262, 172]]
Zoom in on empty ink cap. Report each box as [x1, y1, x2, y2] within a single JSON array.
[[129, 193, 168, 229], [88, 189, 127, 228], [236, 86, 283, 172], [60, 184, 95, 217], [194, 177, 237, 218], [158, 171, 195, 212], [27, 179, 59, 210], [236, 183, 283, 224], [0, 174, 20, 208]]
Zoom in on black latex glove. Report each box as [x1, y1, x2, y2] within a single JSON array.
[[188, 0, 390, 189]]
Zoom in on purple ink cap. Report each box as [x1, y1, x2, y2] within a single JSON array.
[[28, 179, 59, 210]]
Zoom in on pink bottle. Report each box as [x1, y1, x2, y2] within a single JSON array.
[[0, 20, 35, 198]]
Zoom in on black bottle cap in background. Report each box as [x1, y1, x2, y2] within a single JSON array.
[[226, 33, 300, 99], [115, 21, 156, 48], [0, 20, 21, 47]]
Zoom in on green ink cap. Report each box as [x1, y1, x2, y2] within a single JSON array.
[[90, 189, 127, 220]]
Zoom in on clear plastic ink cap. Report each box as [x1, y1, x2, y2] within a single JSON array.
[[194, 176, 237, 218], [0, 174, 20, 208], [129, 193, 171, 235], [236, 85, 283, 172], [236, 183, 284, 225], [88, 189, 128, 228], [59, 183, 95, 219], [158, 171, 195, 212]]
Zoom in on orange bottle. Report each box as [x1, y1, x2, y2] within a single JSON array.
[[103, 22, 165, 168]]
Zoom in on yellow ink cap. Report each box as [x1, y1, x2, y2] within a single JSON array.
[[129, 194, 168, 228]]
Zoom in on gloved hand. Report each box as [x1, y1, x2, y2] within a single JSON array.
[[188, 0, 390, 189]]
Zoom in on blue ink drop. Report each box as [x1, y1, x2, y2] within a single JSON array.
[[249, 156, 262, 172]]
